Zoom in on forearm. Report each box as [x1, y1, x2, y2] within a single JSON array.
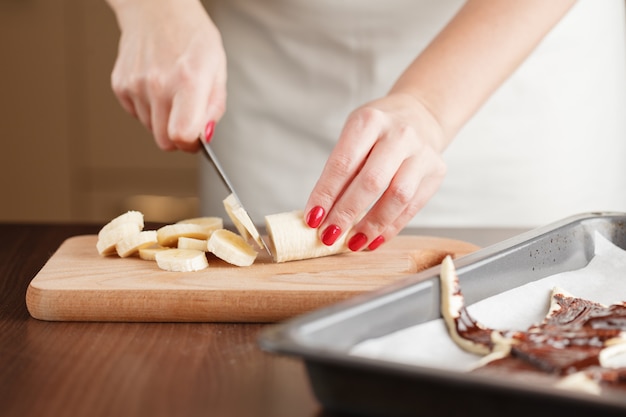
[[105, 0, 209, 30], [391, 0, 576, 149], [105, 0, 200, 11]]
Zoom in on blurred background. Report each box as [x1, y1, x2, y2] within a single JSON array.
[[0, 0, 200, 224], [1, 1, 625, 225]]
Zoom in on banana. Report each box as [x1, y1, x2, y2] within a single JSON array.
[[115, 230, 159, 258], [96, 222, 143, 256], [155, 249, 209, 272], [138, 246, 169, 261], [207, 229, 258, 267], [176, 216, 224, 232], [440, 255, 495, 355], [156, 223, 214, 247], [97, 211, 144, 239], [264, 210, 349, 263], [177, 237, 208, 251], [223, 194, 264, 250], [98, 205, 356, 267]]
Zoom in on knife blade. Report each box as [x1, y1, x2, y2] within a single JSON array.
[[199, 136, 272, 257]]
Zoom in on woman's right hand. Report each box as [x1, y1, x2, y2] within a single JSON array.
[[107, 0, 226, 151]]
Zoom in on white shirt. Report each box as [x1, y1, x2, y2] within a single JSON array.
[[200, 0, 626, 228]]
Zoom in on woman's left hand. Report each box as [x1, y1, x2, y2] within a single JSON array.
[[304, 92, 448, 251]]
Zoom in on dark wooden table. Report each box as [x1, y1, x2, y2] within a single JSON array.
[[0, 223, 525, 417]]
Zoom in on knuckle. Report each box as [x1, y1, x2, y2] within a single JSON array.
[[388, 181, 415, 205], [396, 124, 422, 151], [326, 153, 354, 176], [111, 71, 133, 97], [315, 188, 335, 206], [334, 206, 361, 225], [110, 73, 124, 95], [360, 167, 388, 194], [396, 123, 414, 140], [145, 71, 168, 96], [350, 106, 386, 128], [359, 106, 385, 123], [117, 73, 145, 98], [361, 215, 386, 234], [405, 198, 423, 215], [174, 59, 197, 87], [168, 123, 194, 143]]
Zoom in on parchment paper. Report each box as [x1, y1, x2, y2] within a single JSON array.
[[350, 233, 626, 371]]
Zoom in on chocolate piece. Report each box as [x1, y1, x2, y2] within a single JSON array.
[[438, 256, 626, 392]]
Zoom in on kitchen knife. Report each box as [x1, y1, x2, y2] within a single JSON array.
[[199, 136, 272, 257]]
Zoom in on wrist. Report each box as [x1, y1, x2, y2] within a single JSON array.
[[106, 0, 207, 32], [387, 91, 450, 154]]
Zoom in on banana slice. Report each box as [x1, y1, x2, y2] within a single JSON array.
[[223, 194, 264, 250], [138, 246, 169, 261], [155, 249, 209, 272], [176, 216, 224, 232], [157, 223, 214, 247], [97, 211, 144, 239], [265, 210, 349, 263], [207, 229, 258, 267], [115, 230, 158, 258], [177, 237, 208, 251], [556, 372, 602, 395], [96, 222, 143, 256], [439, 255, 497, 355]]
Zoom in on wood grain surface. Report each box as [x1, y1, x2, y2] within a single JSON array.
[[26, 234, 479, 322], [2, 223, 526, 417]]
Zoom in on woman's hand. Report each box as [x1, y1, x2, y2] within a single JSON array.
[[304, 0, 576, 250], [107, 0, 226, 151], [304, 93, 447, 251]]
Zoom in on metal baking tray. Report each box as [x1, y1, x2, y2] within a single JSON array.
[[259, 212, 626, 417]]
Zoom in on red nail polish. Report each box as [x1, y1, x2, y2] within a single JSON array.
[[204, 120, 215, 143], [321, 225, 342, 246], [367, 235, 385, 251], [348, 232, 368, 252], [305, 206, 325, 228]]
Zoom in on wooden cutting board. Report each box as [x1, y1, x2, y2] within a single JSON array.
[[26, 234, 479, 323]]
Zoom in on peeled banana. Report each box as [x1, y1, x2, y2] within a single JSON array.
[[177, 236, 208, 251], [439, 255, 494, 355], [155, 249, 209, 272], [115, 230, 158, 258], [97, 220, 143, 256], [176, 216, 223, 232], [265, 210, 349, 263], [224, 195, 353, 263], [157, 223, 214, 247], [223, 194, 265, 250], [97, 210, 144, 239], [97, 204, 357, 269], [207, 229, 258, 267], [138, 246, 169, 261]]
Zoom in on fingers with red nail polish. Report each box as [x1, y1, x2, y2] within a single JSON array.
[[305, 206, 325, 228], [321, 225, 342, 246], [204, 120, 215, 143], [348, 232, 368, 252], [367, 235, 385, 251]]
